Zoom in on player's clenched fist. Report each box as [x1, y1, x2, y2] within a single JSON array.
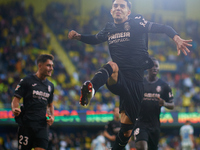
[[157, 97, 165, 106], [46, 115, 54, 126], [12, 108, 21, 116], [68, 30, 81, 40]]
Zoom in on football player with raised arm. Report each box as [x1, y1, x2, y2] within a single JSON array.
[[68, 0, 192, 149]]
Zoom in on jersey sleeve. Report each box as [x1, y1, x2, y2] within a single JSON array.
[[148, 23, 178, 39], [133, 14, 178, 38], [80, 23, 109, 44], [48, 84, 54, 104], [162, 84, 174, 103], [14, 77, 29, 99], [95, 23, 110, 42]]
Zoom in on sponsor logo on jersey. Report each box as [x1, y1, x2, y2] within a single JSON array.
[[33, 90, 50, 100], [108, 32, 130, 40], [143, 93, 161, 101], [124, 22, 130, 31], [113, 127, 120, 133], [108, 32, 130, 44], [144, 93, 160, 98]]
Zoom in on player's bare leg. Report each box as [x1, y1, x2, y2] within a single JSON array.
[[120, 111, 133, 137]]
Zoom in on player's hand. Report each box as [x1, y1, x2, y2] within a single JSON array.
[[68, 30, 81, 40], [47, 115, 54, 126], [157, 97, 165, 106], [12, 108, 21, 116], [173, 35, 192, 56]]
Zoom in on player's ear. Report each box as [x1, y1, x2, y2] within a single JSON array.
[[127, 10, 131, 16], [110, 9, 113, 16], [38, 63, 42, 69]]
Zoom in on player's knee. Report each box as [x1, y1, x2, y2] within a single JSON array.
[[135, 141, 148, 150], [121, 123, 134, 137], [107, 61, 118, 73], [123, 129, 133, 137]]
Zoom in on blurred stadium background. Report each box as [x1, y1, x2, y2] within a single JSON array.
[[0, 0, 200, 149]]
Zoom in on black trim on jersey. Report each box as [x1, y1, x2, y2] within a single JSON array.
[[14, 94, 22, 99]]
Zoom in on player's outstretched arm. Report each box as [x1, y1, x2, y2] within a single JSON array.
[[68, 29, 106, 45], [173, 35, 192, 56], [149, 23, 192, 55], [11, 97, 21, 116], [68, 30, 81, 40]]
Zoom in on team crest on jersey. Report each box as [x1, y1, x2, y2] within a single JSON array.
[[48, 85, 51, 92], [15, 85, 20, 91], [156, 86, 161, 92], [124, 22, 130, 31]]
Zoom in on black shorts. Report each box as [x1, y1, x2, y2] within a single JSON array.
[[47, 142, 53, 150], [18, 126, 48, 150], [106, 70, 144, 124], [134, 126, 160, 150]]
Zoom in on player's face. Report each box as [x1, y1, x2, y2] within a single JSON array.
[[111, 0, 131, 24], [40, 59, 54, 77], [149, 60, 159, 76]]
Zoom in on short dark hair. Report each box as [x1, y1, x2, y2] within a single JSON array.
[[112, 0, 132, 10], [37, 54, 54, 65], [186, 120, 190, 124]]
